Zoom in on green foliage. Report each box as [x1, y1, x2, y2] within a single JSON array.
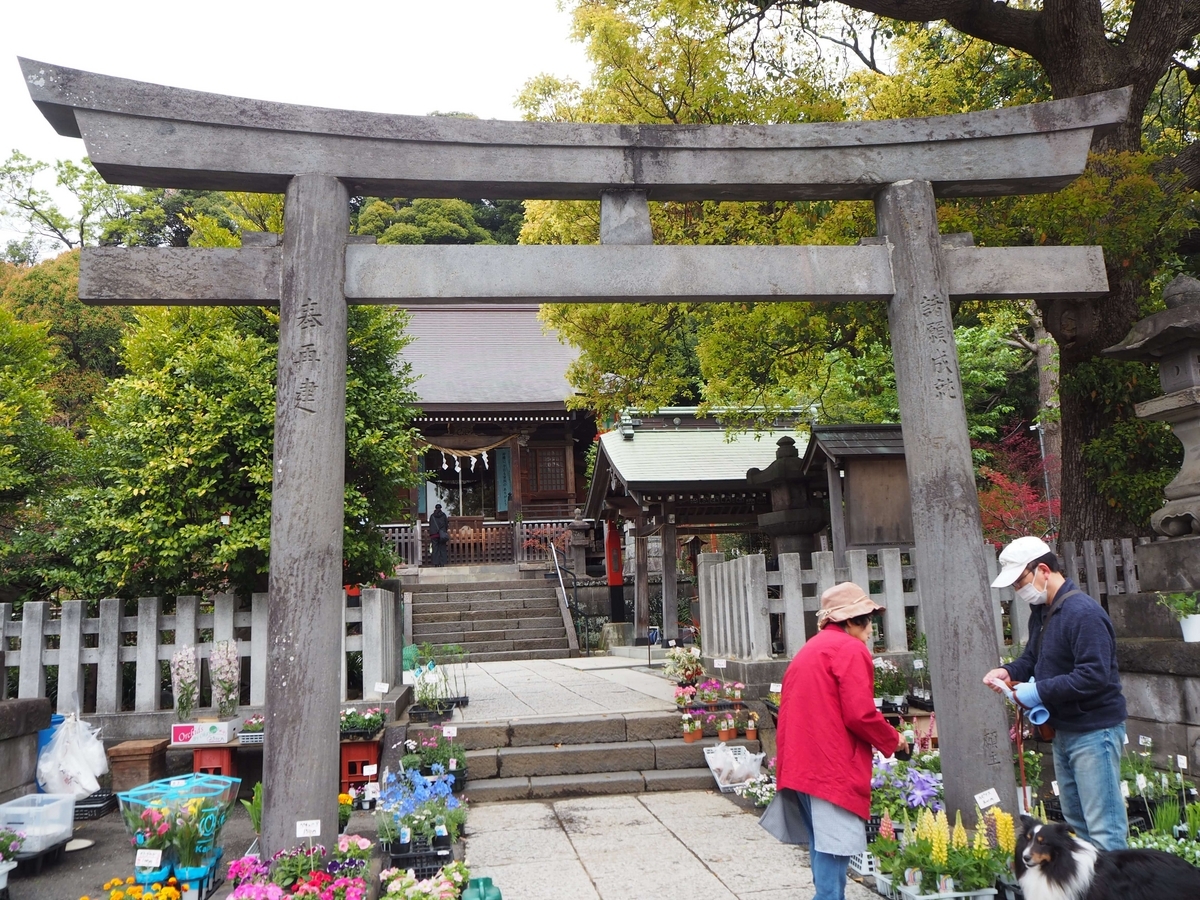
[[0, 152, 126, 254], [1157, 591, 1200, 621], [355, 197, 499, 245]]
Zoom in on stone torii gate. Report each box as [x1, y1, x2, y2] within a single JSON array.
[[20, 58, 1126, 841]]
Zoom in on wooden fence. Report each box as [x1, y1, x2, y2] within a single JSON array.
[[380, 518, 582, 567], [0, 589, 400, 715], [698, 538, 1148, 662]]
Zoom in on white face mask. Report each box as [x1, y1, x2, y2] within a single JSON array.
[[1016, 569, 1048, 605]]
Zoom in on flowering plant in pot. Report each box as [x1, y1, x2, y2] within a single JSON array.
[[270, 844, 327, 890], [873, 657, 909, 701], [673, 684, 697, 708], [663, 645, 705, 685], [210, 639, 241, 718], [876, 806, 1014, 895], [717, 712, 737, 741], [870, 754, 944, 816], [743, 711, 759, 740], [0, 828, 22, 889], [380, 860, 470, 900], [242, 714, 265, 733], [735, 775, 777, 808], [724, 682, 744, 703], [339, 707, 385, 737], [400, 726, 467, 775], [681, 713, 702, 743], [329, 833, 373, 878], [697, 679, 723, 703], [171, 644, 199, 722]]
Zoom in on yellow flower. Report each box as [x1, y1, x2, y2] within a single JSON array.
[[992, 809, 1016, 854], [338, 792, 353, 805], [127, 878, 136, 885], [111, 891, 125, 900], [931, 813, 949, 867], [952, 810, 968, 849]]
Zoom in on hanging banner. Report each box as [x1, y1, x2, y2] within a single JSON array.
[[495, 447, 512, 514]]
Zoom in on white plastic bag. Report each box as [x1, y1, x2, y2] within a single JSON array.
[[36, 714, 105, 798], [707, 743, 739, 785], [730, 750, 765, 785]]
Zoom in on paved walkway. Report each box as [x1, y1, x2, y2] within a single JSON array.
[[464, 791, 876, 900], [435, 656, 677, 721]]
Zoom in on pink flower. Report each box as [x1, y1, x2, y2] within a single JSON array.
[[157, 822, 170, 836], [356, 837, 371, 850]]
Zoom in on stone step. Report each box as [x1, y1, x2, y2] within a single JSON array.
[[407, 711, 698, 750], [407, 579, 553, 594], [409, 587, 560, 602], [458, 648, 572, 663], [410, 597, 560, 616], [413, 626, 567, 644], [469, 737, 760, 779], [466, 767, 717, 802], [412, 616, 564, 633]]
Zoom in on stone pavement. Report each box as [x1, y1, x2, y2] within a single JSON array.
[[435, 656, 677, 722], [463, 791, 876, 900]]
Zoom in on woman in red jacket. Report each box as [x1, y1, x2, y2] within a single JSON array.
[[775, 582, 907, 900]]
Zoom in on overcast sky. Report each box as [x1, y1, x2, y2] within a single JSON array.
[[1, 0, 593, 248]]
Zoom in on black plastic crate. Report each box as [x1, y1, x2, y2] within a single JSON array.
[[381, 837, 453, 880], [407, 705, 454, 724], [339, 728, 382, 741], [75, 789, 117, 820]]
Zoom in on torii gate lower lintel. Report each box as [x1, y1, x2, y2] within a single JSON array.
[[21, 58, 1129, 843]]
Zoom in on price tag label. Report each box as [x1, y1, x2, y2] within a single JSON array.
[[713, 658, 727, 669], [135, 849, 163, 868], [1051, 781, 1059, 796], [668, 640, 676, 647], [1123, 733, 1129, 745], [974, 788, 1001, 810], [1120, 780, 1130, 798], [1139, 735, 1152, 747], [448, 758, 457, 771], [296, 819, 321, 838], [374, 682, 390, 694], [442, 726, 458, 738], [1136, 773, 1148, 791], [913, 659, 925, 670], [1179, 755, 1190, 770], [769, 683, 783, 693], [363, 764, 378, 777], [169, 780, 187, 787]]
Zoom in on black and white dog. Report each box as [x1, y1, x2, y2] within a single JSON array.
[[1016, 815, 1200, 900]]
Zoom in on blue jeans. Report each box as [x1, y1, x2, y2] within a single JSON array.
[[796, 792, 851, 900], [1052, 723, 1128, 850]]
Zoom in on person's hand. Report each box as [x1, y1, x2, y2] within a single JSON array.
[[982, 667, 1010, 693], [896, 736, 910, 755], [1013, 681, 1042, 709]]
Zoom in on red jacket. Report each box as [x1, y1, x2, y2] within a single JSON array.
[[775, 624, 901, 819]]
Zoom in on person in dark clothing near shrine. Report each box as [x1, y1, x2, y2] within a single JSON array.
[[983, 535, 1128, 850], [429, 503, 450, 567]]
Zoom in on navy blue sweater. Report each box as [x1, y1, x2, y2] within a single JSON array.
[[1003, 578, 1126, 732]]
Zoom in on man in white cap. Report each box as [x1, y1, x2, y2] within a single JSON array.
[[982, 536, 1127, 850], [774, 582, 906, 900]]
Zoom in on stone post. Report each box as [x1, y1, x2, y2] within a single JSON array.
[[746, 437, 827, 567], [635, 527, 650, 644], [662, 501, 678, 646], [262, 174, 350, 855], [876, 179, 1018, 815], [568, 508, 590, 578]]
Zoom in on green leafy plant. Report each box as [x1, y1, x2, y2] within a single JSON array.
[[873, 657, 909, 697], [1157, 591, 1200, 621], [1153, 797, 1181, 836], [241, 782, 263, 835]]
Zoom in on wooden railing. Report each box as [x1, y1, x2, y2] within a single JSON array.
[[0, 590, 400, 713], [379, 519, 582, 566]]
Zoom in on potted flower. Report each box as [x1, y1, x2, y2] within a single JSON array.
[[330, 833, 373, 878], [1157, 591, 1200, 642], [873, 657, 909, 706], [877, 807, 1014, 899], [340, 707, 385, 739], [663, 645, 705, 685], [239, 714, 265, 745], [717, 712, 737, 742], [338, 792, 354, 832], [209, 639, 241, 719], [0, 828, 23, 890], [400, 728, 468, 793], [121, 799, 174, 884], [673, 684, 697, 708], [744, 711, 759, 741], [172, 795, 224, 890], [697, 679, 723, 705], [680, 713, 702, 743], [269, 844, 328, 891], [171, 644, 198, 722], [725, 682, 744, 704]]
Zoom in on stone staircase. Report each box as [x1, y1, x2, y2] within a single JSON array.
[[408, 579, 573, 663], [399, 711, 764, 801]]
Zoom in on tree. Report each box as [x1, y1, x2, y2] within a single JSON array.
[[0, 152, 126, 255], [720, 0, 1200, 539]]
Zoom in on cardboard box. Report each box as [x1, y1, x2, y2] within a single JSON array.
[[170, 717, 243, 746]]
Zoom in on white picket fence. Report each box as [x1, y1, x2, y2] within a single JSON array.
[[0, 589, 400, 715], [697, 538, 1146, 662]]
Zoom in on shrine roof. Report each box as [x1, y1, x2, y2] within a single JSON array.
[[804, 423, 905, 467], [585, 427, 806, 519], [399, 304, 578, 408]]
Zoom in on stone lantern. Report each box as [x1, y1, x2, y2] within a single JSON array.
[[1104, 275, 1200, 588], [746, 436, 827, 565]]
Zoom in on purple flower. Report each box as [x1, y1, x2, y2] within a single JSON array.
[[903, 769, 941, 808]]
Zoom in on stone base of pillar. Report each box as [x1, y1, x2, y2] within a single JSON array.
[[1135, 535, 1200, 593], [599, 622, 635, 650]]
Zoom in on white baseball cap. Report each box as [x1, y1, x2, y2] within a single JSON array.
[[991, 536, 1052, 588]]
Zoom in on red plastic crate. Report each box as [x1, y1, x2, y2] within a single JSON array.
[[192, 746, 237, 778], [340, 739, 380, 794]]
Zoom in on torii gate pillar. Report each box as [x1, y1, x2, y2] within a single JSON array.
[[262, 174, 350, 853], [878, 179, 1016, 816]]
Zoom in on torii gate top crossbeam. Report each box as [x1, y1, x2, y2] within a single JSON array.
[[21, 58, 1129, 201]]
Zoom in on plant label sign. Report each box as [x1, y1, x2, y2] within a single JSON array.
[[374, 682, 390, 694], [1121, 780, 1130, 798], [1179, 754, 1189, 770], [913, 659, 925, 669], [770, 683, 782, 693], [974, 788, 1001, 810], [1123, 733, 1129, 745], [296, 819, 321, 838], [448, 758, 457, 771], [714, 658, 727, 669], [1139, 735, 1152, 747], [135, 849, 163, 868], [443, 726, 458, 738], [363, 782, 380, 800], [1051, 781, 1059, 796], [363, 764, 378, 777], [668, 640, 676, 647], [169, 779, 187, 787]]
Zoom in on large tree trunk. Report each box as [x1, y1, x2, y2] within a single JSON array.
[[1043, 276, 1150, 542]]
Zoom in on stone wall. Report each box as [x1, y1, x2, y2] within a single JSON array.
[[0, 697, 51, 804], [1110, 593, 1200, 768]]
